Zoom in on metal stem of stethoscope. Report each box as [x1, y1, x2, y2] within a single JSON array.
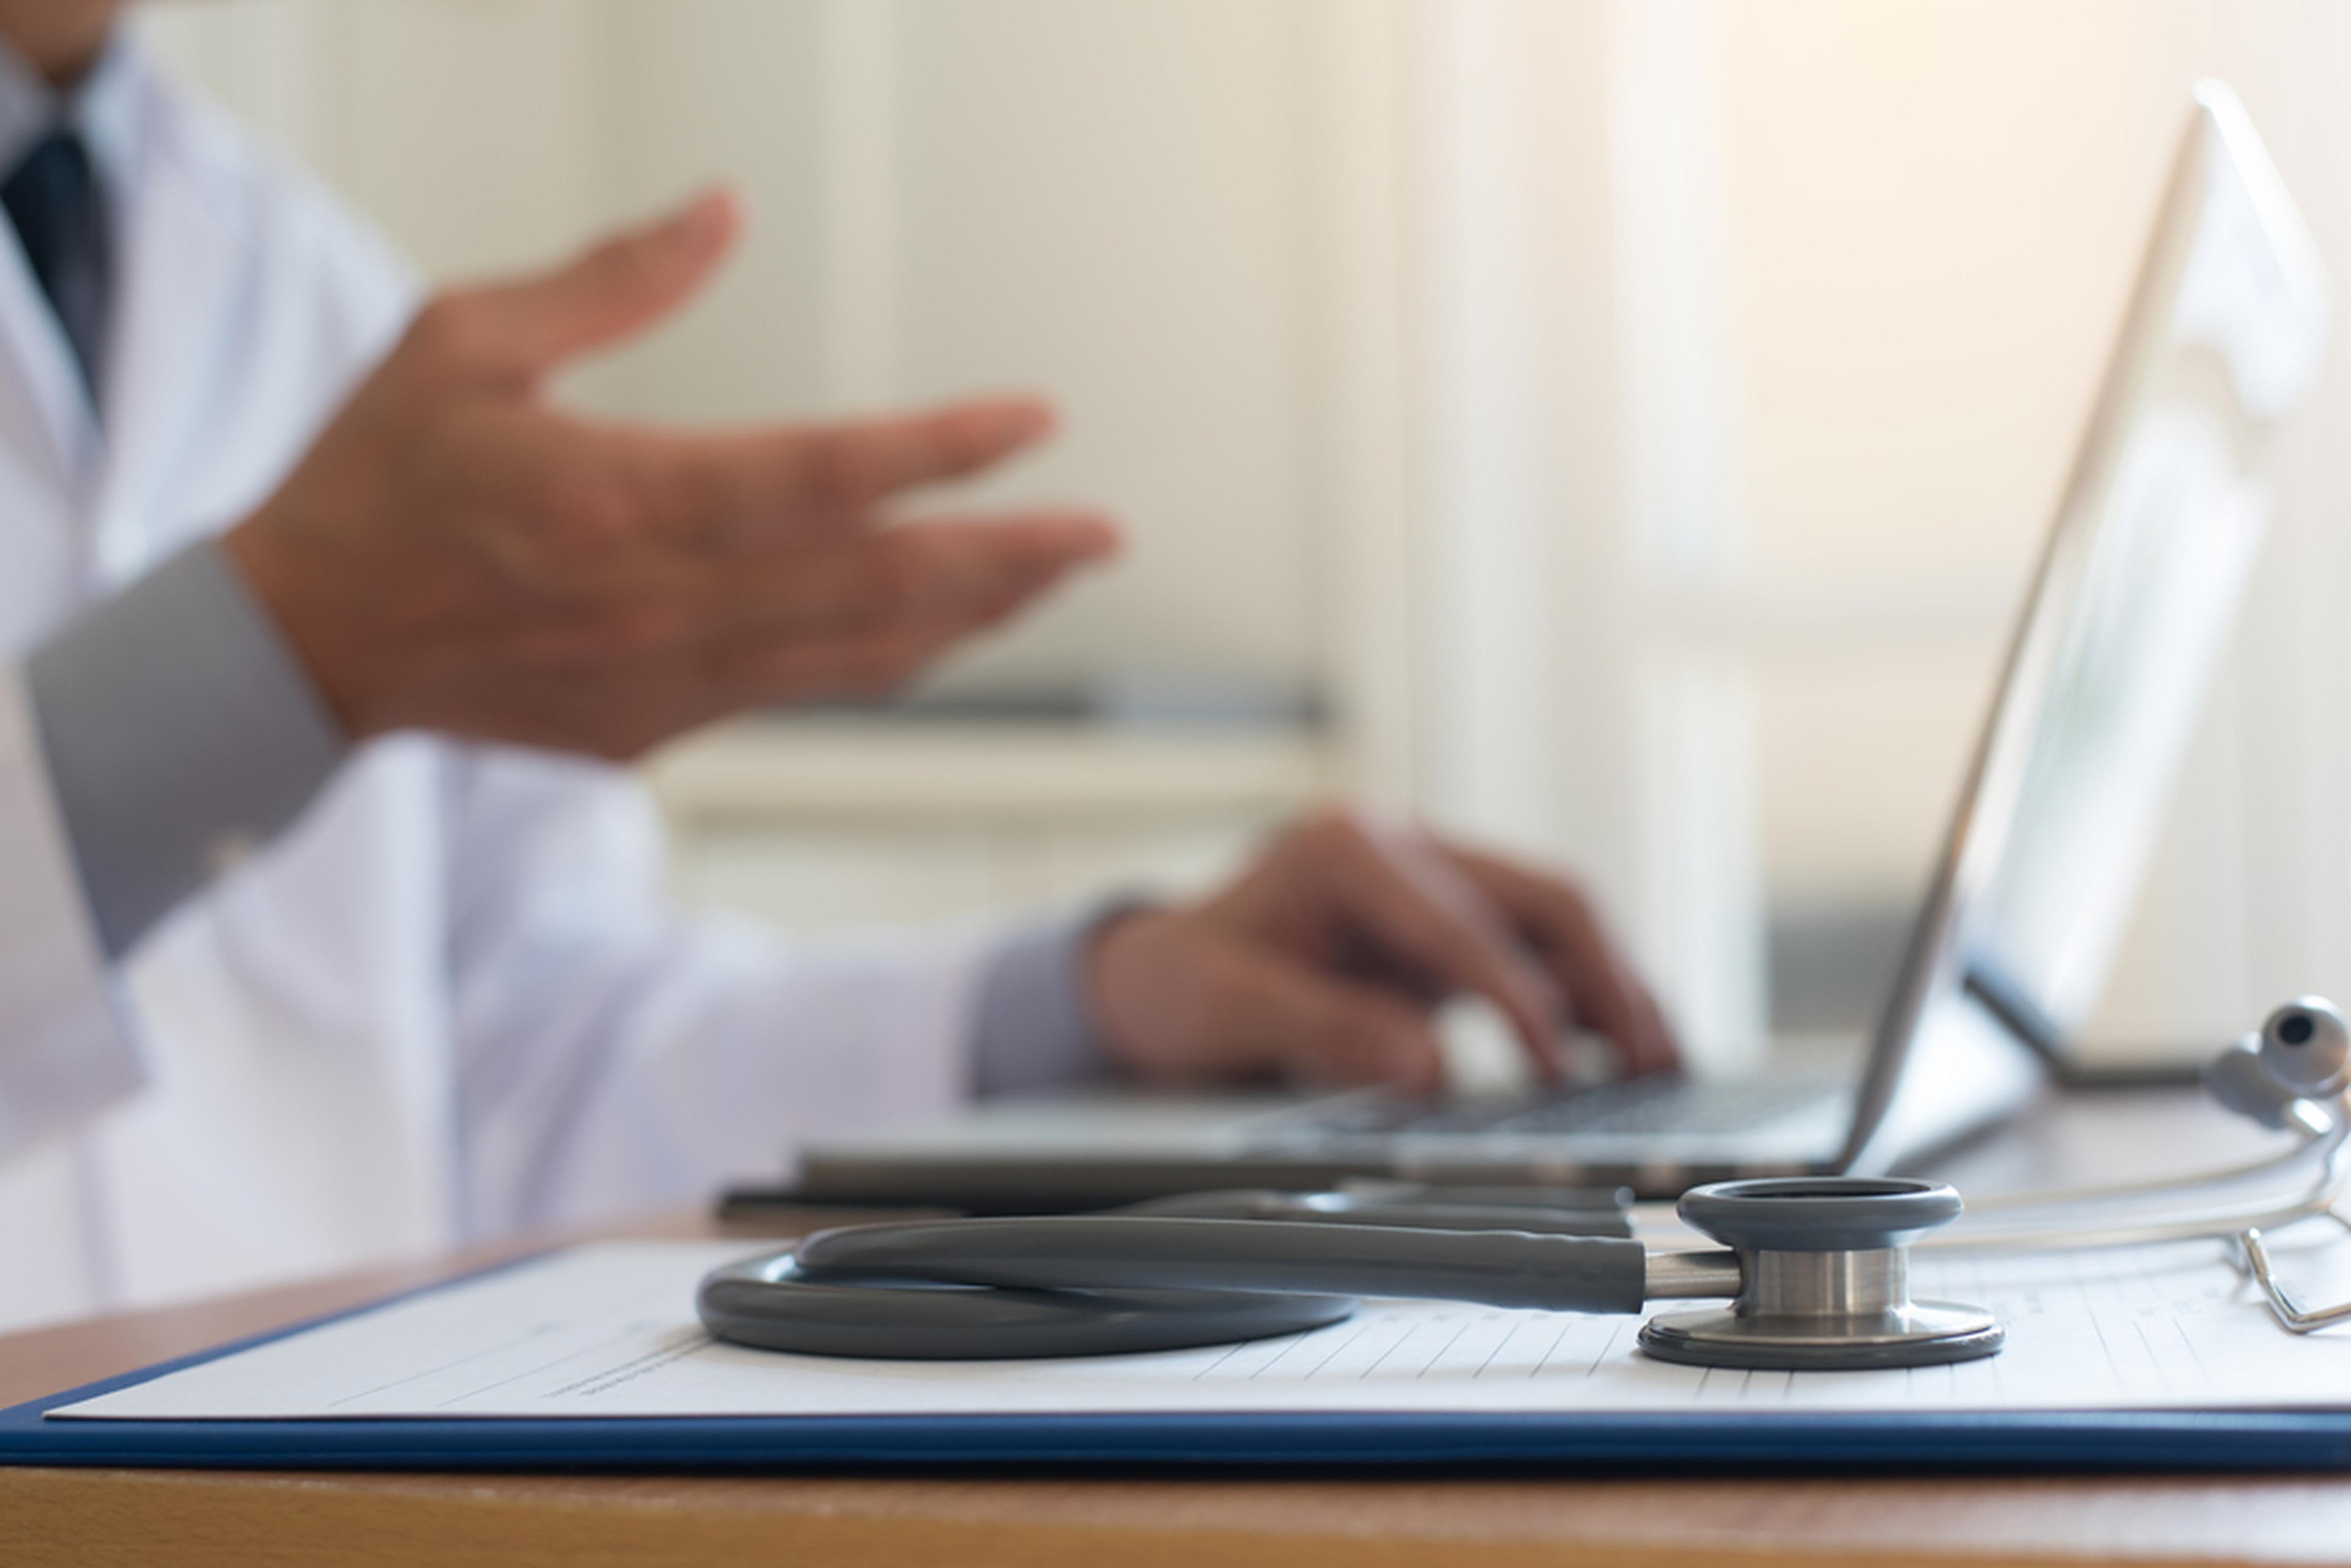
[[1919, 1089, 2351, 1335], [1958, 1098, 2339, 1215], [1927, 1097, 2351, 1253]]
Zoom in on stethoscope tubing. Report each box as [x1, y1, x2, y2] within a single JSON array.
[[792, 1215, 1653, 1315], [1118, 1187, 1635, 1237]]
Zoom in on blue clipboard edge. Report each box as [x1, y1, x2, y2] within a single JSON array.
[[7, 1250, 2351, 1474]]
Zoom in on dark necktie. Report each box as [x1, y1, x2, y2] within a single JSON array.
[[2, 127, 109, 404]]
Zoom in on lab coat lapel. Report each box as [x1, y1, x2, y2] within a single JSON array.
[[87, 96, 236, 590], [0, 227, 83, 647], [0, 201, 95, 510]]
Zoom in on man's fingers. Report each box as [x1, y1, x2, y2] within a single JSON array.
[[1441, 842, 1681, 1074], [718, 609, 1017, 702], [432, 396, 1065, 600], [425, 189, 741, 380], [713, 512, 1119, 632], [1303, 816, 1568, 1077], [645, 397, 1060, 542], [705, 515, 1118, 695], [474, 511, 1116, 672]]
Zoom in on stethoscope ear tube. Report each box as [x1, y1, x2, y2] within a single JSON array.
[[792, 1216, 1654, 1314], [1117, 1186, 1635, 1237]]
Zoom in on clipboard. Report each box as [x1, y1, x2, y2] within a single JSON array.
[[9, 1257, 2351, 1472]]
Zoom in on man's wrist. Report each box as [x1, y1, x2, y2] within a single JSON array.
[[24, 537, 348, 956]]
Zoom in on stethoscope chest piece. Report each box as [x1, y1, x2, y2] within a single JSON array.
[[1637, 1177, 2004, 1372]]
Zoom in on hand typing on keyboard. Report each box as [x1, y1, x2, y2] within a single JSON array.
[[1084, 809, 1680, 1093]]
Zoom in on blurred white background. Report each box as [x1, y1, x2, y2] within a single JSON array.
[[137, 0, 2351, 1073]]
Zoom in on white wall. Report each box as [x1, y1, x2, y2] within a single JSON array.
[[1723, 1, 2222, 915]]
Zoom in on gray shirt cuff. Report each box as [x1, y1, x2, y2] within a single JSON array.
[[969, 901, 1145, 1097], [24, 538, 345, 958]]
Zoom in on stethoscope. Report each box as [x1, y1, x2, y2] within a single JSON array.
[[697, 997, 2351, 1372]]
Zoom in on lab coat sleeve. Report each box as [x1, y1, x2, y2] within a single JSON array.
[[443, 743, 1002, 1236], [25, 538, 347, 959], [0, 666, 140, 1157]]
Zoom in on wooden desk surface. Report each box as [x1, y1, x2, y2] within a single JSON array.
[[9, 1090, 2351, 1568]]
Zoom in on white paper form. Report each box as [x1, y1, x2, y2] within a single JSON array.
[[48, 1232, 2351, 1422]]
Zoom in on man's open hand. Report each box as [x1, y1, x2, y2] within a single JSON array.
[[1089, 811, 1678, 1092], [227, 190, 1117, 759]]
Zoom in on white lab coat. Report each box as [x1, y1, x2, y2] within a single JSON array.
[[0, 51, 992, 1332]]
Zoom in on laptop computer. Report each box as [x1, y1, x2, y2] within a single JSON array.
[[777, 82, 2327, 1212]]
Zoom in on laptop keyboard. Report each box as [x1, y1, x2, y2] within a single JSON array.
[[1273, 1076, 1835, 1142]]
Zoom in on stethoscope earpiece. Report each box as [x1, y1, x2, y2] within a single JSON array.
[[2260, 997, 2351, 1098]]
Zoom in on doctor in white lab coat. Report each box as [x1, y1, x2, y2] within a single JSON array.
[[0, 2, 1674, 1334]]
